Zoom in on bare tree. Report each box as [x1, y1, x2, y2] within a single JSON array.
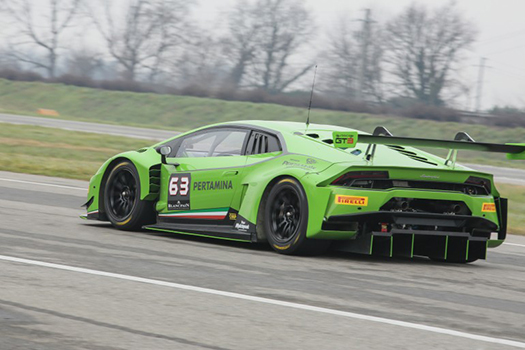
[[66, 49, 104, 78], [2, 0, 81, 78], [320, 13, 385, 102], [174, 35, 227, 89], [320, 18, 359, 98], [221, 1, 262, 89], [87, 0, 193, 82], [384, 2, 476, 105], [223, 0, 315, 93]]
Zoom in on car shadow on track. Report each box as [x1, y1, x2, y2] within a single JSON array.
[[142, 228, 481, 267], [82, 222, 483, 267]]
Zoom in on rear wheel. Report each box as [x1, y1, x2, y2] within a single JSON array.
[[103, 161, 154, 230], [263, 178, 329, 255]]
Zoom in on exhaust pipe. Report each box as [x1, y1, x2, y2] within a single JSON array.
[[394, 200, 410, 211], [451, 204, 462, 214]]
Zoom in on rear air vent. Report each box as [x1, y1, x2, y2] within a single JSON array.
[[387, 145, 438, 166]]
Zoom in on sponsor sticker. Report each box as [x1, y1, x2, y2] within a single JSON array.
[[282, 160, 316, 170], [482, 203, 496, 212], [235, 220, 251, 232], [335, 195, 368, 206], [306, 158, 317, 164], [234, 215, 255, 233], [193, 180, 233, 191], [333, 131, 359, 148]]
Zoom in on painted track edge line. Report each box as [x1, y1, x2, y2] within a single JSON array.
[[0, 254, 524, 348], [0, 178, 86, 191]]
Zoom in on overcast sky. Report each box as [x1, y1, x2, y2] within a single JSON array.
[[3, 0, 524, 110], [196, 0, 525, 110]]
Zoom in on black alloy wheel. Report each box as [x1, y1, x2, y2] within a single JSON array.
[[263, 177, 330, 255], [270, 188, 301, 243], [103, 161, 154, 230], [108, 168, 137, 220]]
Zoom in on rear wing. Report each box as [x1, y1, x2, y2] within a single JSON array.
[[333, 126, 525, 164]]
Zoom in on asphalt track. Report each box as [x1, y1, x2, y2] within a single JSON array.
[[1, 170, 525, 349], [2, 113, 525, 186]]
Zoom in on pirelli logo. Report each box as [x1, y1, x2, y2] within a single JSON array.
[[482, 203, 496, 212], [335, 195, 368, 206]]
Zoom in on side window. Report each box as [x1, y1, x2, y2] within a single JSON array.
[[175, 130, 247, 158], [246, 132, 282, 155], [211, 131, 247, 156]]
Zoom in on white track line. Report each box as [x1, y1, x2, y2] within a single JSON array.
[[0, 178, 85, 191], [504, 242, 525, 248], [1, 255, 524, 349]]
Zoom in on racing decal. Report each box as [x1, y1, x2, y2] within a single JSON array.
[[168, 173, 191, 210], [306, 158, 317, 164], [159, 208, 229, 220], [335, 195, 369, 206], [85, 209, 100, 220], [234, 215, 256, 233], [282, 159, 316, 170], [193, 180, 233, 191], [482, 203, 496, 213], [333, 131, 359, 148]]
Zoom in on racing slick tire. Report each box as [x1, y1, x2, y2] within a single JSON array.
[[103, 161, 154, 231], [262, 177, 330, 256]]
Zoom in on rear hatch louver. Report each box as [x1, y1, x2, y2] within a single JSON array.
[[387, 145, 438, 166]]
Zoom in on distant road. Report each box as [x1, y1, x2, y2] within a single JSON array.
[[1, 113, 524, 186], [0, 113, 177, 140]]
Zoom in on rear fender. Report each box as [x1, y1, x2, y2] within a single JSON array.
[[237, 154, 330, 229]]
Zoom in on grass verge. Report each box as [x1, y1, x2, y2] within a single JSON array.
[[497, 184, 525, 235], [0, 123, 152, 180], [0, 79, 525, 168]]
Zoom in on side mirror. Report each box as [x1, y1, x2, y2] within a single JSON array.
[[156, 146, 179, 167], [157, 146, 172, 156]]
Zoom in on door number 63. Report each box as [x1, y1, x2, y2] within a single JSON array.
[[169, 176, 189, 196]]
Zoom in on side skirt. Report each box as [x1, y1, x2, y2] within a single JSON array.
[[143, 223, 255, 243]]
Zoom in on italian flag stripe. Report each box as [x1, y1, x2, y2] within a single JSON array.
[[159, 208, 229, 220]]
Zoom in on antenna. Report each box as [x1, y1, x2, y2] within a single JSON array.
[[306, 65, 318, 130]]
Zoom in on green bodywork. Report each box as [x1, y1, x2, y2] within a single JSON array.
[[84, 120, 520, 258]]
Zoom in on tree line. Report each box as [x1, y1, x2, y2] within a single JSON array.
[[0, 0, 487, 110]]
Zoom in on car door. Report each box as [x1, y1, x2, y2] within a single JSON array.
[[159, 128, 249, 223]]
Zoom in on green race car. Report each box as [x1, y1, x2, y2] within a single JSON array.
[[82, 121, 525, 262]]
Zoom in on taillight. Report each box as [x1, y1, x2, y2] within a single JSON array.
[[332, 171, 389, 186], [465, 176, 492, 194]]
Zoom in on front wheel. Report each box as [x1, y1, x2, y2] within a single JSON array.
[[262, 178, 330, 255], [103, 161, 154, 230]]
